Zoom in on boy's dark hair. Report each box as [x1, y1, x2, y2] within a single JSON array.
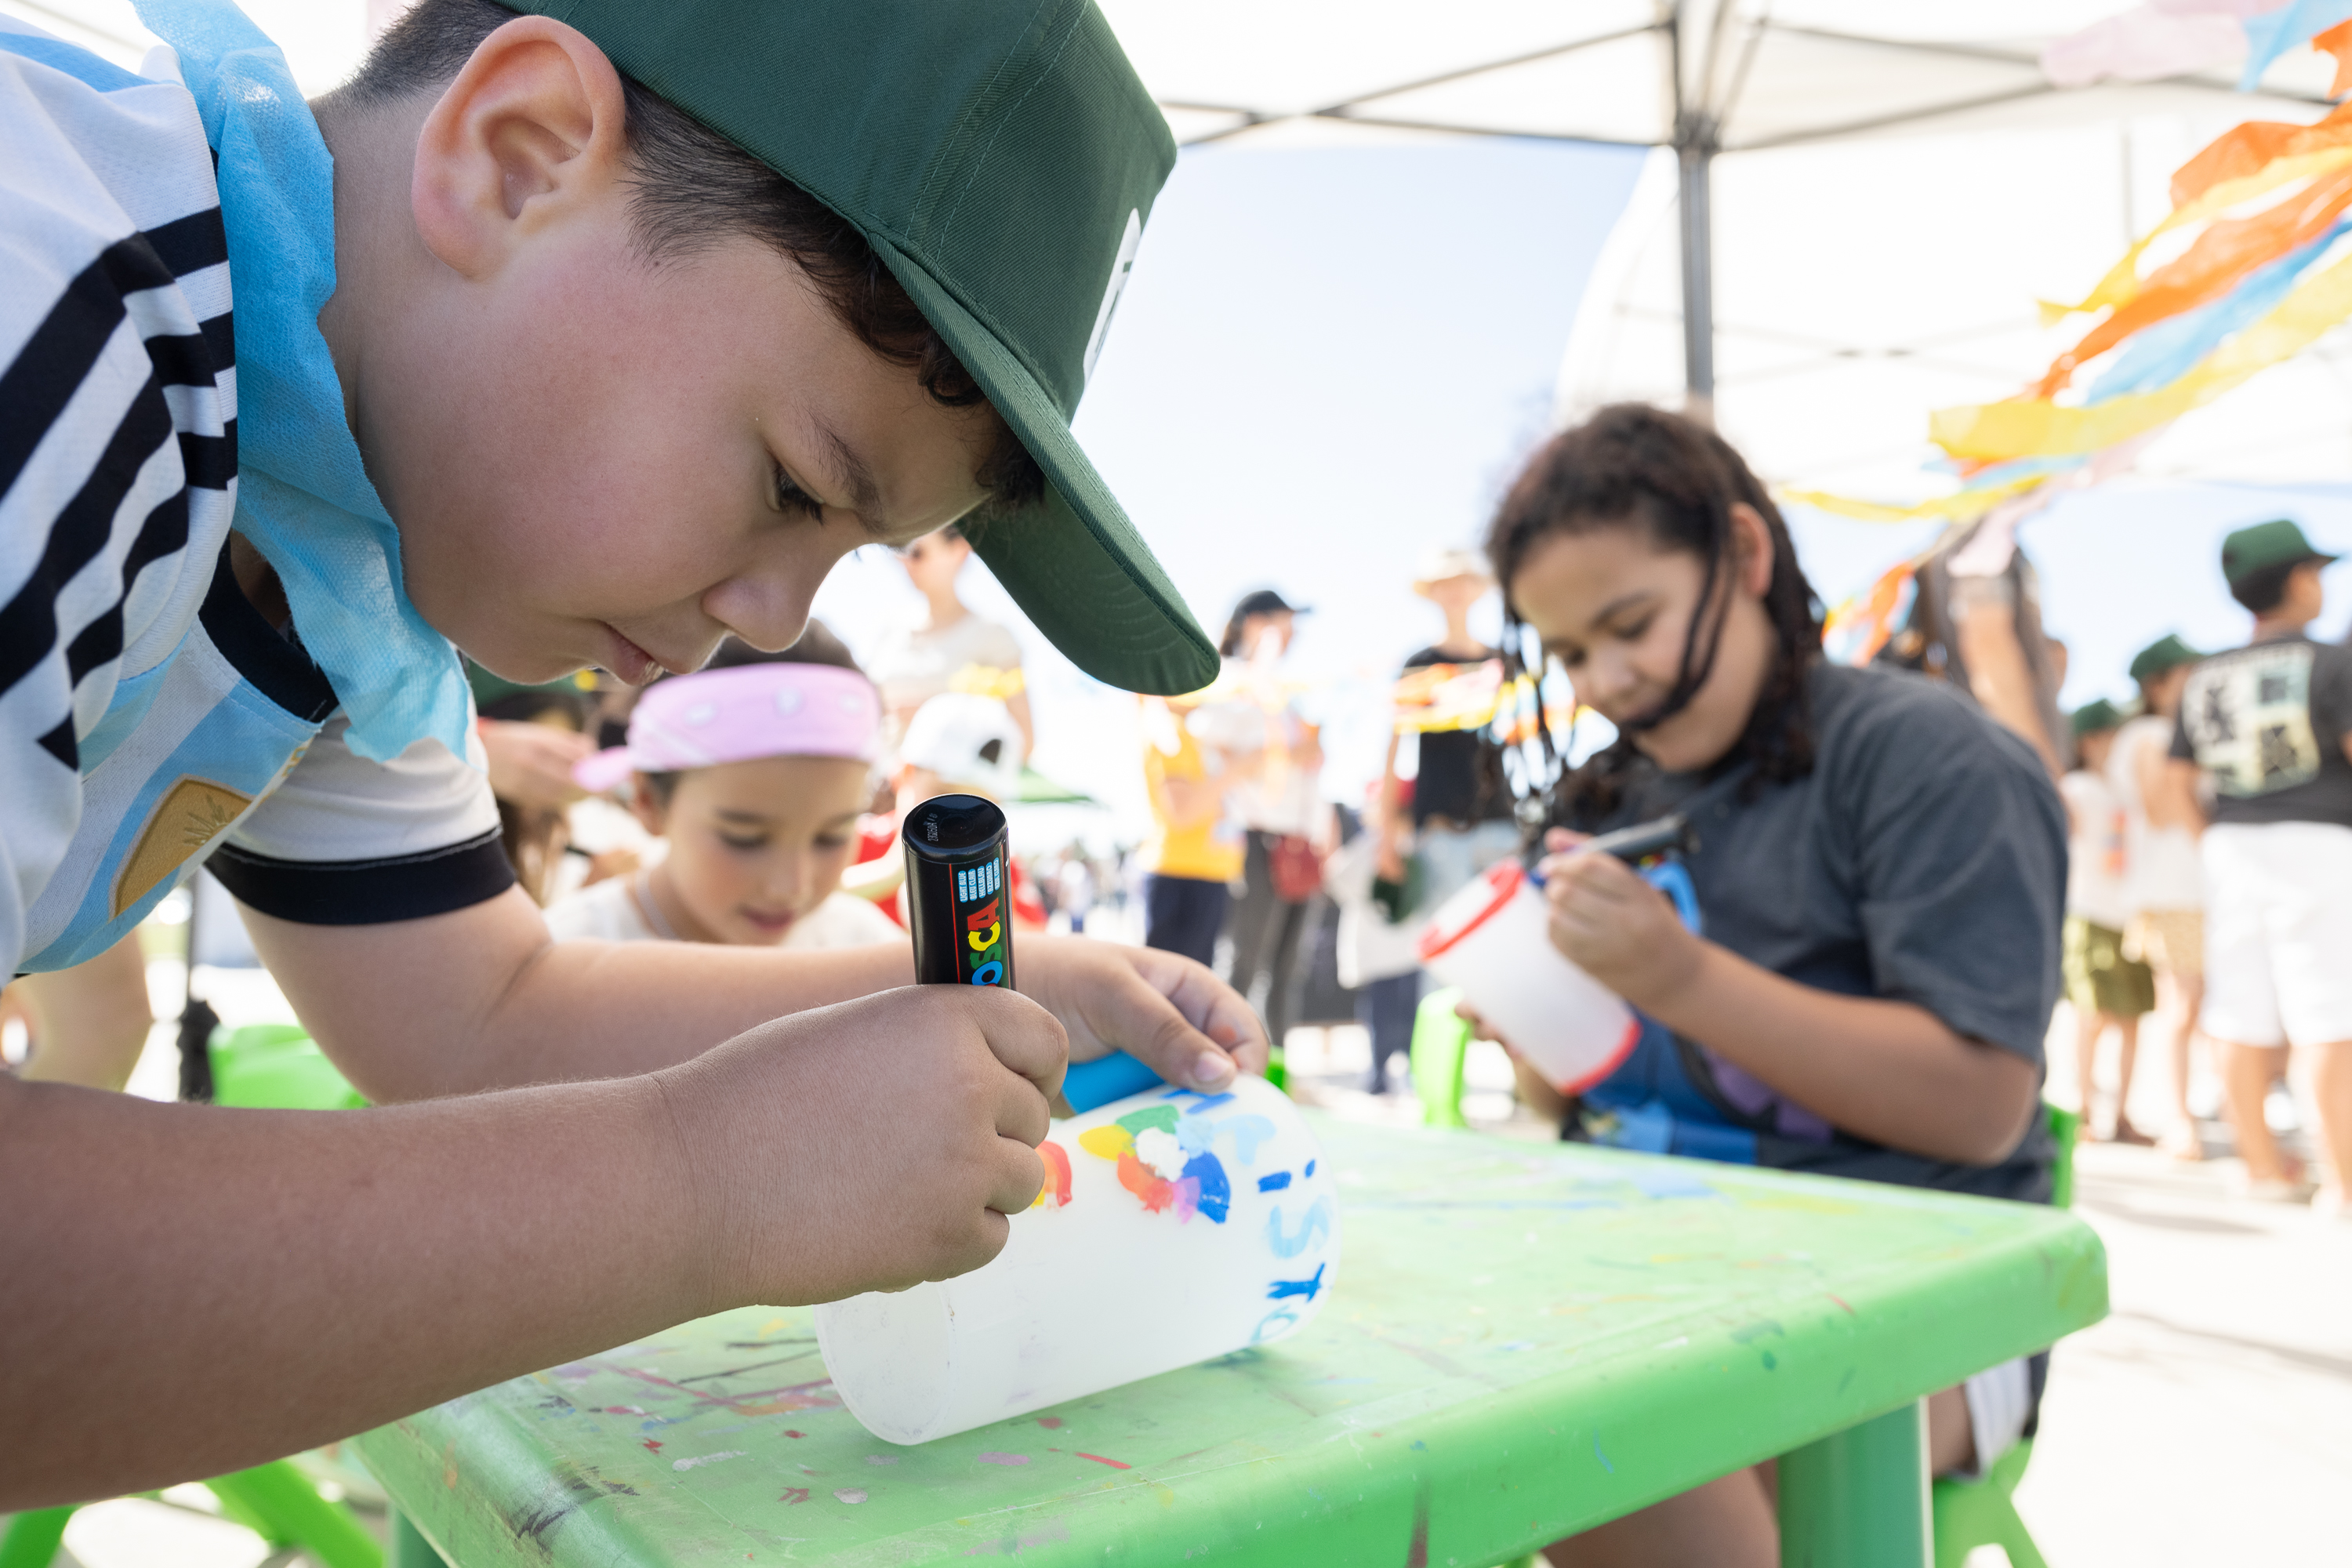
[[1485, 404, 1824, 822], [2228, 558, 2307, 615], [330, 0, 1043, 509], [639, 619, 868, 804]]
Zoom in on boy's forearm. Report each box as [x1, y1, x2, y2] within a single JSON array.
[[1646, 943, 2040, 1165], [0, 1073, 706, 1508], [243, 889, 911, 1101]]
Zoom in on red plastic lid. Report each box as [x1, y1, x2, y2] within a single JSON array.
[[1417, 858, 1523, 962]]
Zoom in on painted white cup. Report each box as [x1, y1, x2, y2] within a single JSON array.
[[815, 1073, 1339, 1445], [1417, 858, 1639, 1094]]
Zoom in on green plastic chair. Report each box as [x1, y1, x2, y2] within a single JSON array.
[[1926, 1101, 2076, 1568], [1410, 985, 1474, 1129], [0, 1461, 381, 1568], [209, 1021, 368, 1111], [0, 1027, 384, 1568]]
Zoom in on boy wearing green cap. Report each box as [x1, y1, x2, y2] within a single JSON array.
[[2170, 520, 2352, 1207], [2060, 699, 2157, 1143], [2114, 633, 2211, 1158], [0, 0, 1266, 1505]]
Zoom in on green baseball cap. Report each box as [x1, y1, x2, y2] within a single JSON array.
[[2070, 698, 2126, 739], [2127, 633, 2204, 685], [2220, 518, 2338, 590], [508, 0, 1216, 695]]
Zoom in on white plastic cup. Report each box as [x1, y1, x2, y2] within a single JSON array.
[[815, 1073, 1340, 1445], [1417, 858, 1639, 1094]]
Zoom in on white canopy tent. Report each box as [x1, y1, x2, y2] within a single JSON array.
[[1098, 0, 2350, 501], [18, 0, 2350, 500]]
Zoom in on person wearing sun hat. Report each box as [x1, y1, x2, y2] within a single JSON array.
[[0, 0, 1276, 1501], [2110, 633, 2213, 1158], [2171, 519, 2352, 1208], [2061, 698, 2157, 1145], [1353, 548, 1515, 1094]]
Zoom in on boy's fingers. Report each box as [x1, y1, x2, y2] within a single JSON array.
[[987, 1142, 1048, 1217], [989, 1062, 1052, 1150], [967, 988, 1068, 1103]]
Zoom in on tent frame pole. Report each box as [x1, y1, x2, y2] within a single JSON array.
[[1678, 135, 1715, 425]]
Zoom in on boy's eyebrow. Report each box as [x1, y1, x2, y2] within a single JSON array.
[[811, 415, 887, 535], [713, 808, 776, 825]]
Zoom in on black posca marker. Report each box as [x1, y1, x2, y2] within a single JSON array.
[[902, 794, 1014, 990]]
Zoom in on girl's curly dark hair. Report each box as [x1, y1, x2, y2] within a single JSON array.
[[1484, 404, 1824, 823]]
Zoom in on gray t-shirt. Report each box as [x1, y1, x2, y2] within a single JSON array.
[[1571, 662, 2064, 1202], [2170, 635, 2352, 829]]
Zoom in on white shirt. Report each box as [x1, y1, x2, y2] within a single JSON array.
[[544, 876, 905, 951], [868, 613, 1025, 717], [2107, 714, 2201, 913], [2059, 768, 2135, 930]]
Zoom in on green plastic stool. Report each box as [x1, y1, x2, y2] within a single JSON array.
[[0, 1460, 380, 1568], [1410, 985, 1473, 1129], [209, 1022, 367, 1111]]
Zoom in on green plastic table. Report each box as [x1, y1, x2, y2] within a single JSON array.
[[354, 1114, 2105, 1567]]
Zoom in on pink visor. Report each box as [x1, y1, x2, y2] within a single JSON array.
[[573, 663, 881, 793]]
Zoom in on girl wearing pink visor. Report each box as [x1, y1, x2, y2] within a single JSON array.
[[546, 630, 902, 952]]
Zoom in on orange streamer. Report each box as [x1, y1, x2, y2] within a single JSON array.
[[2318, 20, 2352, 101], [2035, 164, 2352, 397], [2170, 99, 2352, 209]]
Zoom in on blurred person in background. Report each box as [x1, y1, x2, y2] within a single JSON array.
[[869, 525, 1034, 758], [470, 670, 599, 906], [890, 691, 1048, 931], [2060, 699, 2156, 1145], [1211, 590, 1327, 1053], [2116, 633, 2212, 1158], [2171, 521, 2352, 1210], [0, 935, 152, 1091], [546, 629, 900, 952], [1377, 550, 1522, 910], [1135, 687, 1254, 967]]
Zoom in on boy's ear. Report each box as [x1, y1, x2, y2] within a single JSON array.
[[1726, 502, 1777, 597], [411, 16, 630, 279]]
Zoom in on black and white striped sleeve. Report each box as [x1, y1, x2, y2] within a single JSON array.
[[1, 22, 238, 975]]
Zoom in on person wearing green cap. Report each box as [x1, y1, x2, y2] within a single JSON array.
[[0, 0, 1270, 1504], [2170, 518, 2352, 1208], [2111, 633, 2212, 1159], [2060, 699, 2158, 1145]]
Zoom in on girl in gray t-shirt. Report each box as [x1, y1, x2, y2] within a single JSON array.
[[1482, 404, 2066, 1561]]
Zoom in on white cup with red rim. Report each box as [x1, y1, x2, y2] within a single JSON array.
[[1417, 858, 1639, 1093]]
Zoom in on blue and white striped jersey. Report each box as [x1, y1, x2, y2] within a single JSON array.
[[2, 16, 509, 978]]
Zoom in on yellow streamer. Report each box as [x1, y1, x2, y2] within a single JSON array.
[[1933, 243, 2352, 459], [1780, 474, 2049, 525]]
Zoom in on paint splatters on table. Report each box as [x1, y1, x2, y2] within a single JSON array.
[[833, 1488, 868, 1504], [977, 1451, 1030, 1466], [865, 1454, 899, 1466], [673, 1450, 748, 1472], [1036, 1417, 1063, 1428], [1047, 1448, 1132, 1470]]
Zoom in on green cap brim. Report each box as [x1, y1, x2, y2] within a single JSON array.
[[873, 239, 1218, 697]]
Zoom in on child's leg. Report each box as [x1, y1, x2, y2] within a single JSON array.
[[2165, 971, 2206, 1157], [2073, 1004, 2104, 1133], [2308, 1040, 2352, 1201], [2110, 1013, 2151, 1144], [2221, 1040, 2299, 1185], [1541, 1465, 1777, 1567]]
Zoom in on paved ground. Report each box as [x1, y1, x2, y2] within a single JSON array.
[[21, 985, 2345, 1566]]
